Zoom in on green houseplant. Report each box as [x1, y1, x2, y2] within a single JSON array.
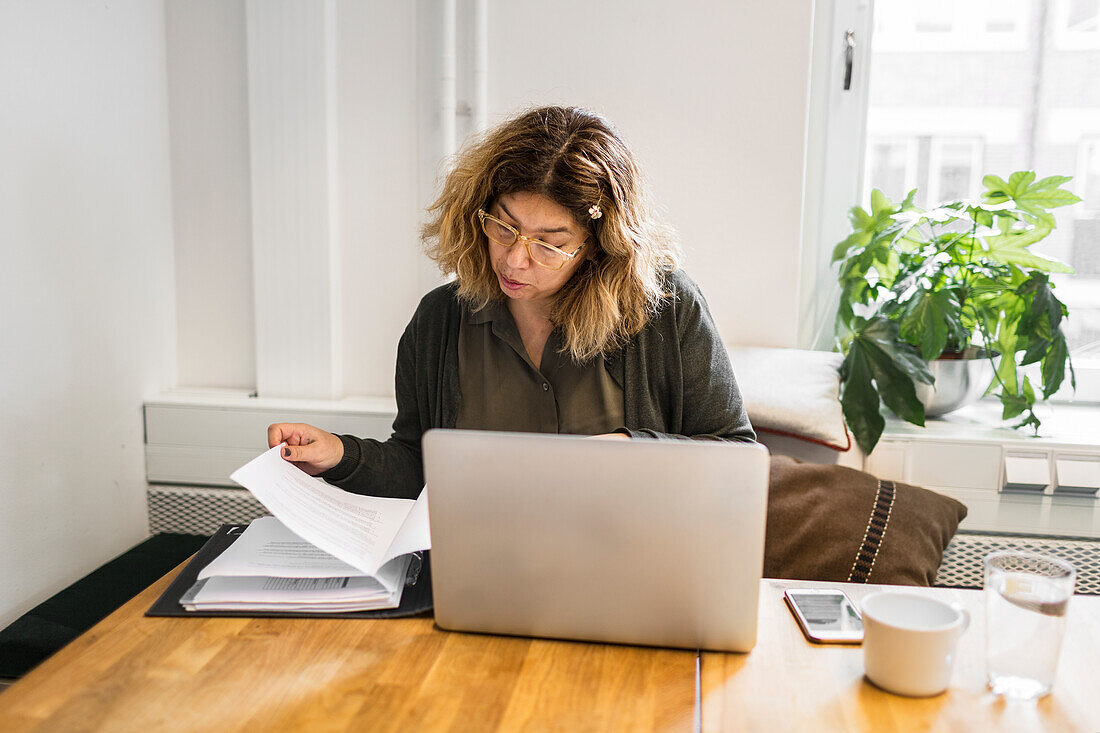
[[833, 171, 1080, 455]]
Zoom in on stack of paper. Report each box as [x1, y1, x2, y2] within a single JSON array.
[[180, 517, 414, 612], [179, 445, 431, 613]]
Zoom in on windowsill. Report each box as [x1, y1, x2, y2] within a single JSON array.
[[882, 399, 1100, 451], [148, 387, 398, 415], [871, 400, 1100, 539], [145, 389, 1100, 537], [147, 388, 1099, 452], [143, 389, 399, 487]]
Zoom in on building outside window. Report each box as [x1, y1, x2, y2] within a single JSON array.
[[863, 137, 918, 205], [864, 0, 1100, 398], [1054, 0, 1100, 50]]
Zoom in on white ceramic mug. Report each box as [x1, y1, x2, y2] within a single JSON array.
[[861, 591, 970, 697]]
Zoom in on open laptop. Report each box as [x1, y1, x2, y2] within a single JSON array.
[[422, 430, 770, 652]]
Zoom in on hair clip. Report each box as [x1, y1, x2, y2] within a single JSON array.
[[588, 203, 603, 220]]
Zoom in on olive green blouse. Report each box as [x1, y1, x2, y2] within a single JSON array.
[[321, 270, 756, 500], [455, 301, 624, 435]]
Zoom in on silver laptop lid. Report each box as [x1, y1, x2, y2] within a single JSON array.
[[423, 430, 770, 652]]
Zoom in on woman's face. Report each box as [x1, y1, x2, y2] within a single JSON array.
[[486, 191, 589, 311]]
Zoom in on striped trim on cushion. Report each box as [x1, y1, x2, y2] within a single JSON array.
[[848, 479, 897, 583]]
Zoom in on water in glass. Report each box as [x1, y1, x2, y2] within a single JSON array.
[[984, 552, 1075, 700]]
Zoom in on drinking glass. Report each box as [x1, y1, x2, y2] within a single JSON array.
[[984, 551, 1076, 700]]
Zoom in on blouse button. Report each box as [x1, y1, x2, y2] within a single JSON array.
[[542, 382, 550, 391]]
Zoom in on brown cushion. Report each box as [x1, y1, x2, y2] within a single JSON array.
[[764, 455, 968, 586]]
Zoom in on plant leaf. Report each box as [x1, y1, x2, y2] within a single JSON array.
[[900, 289, 963, 360], [1009, 171, 1037, 192], [983, 170, 1081, 228], [1002, 378, 1041, 431], [860, 317, 935, 385], [984, 223, 1053, 249], [842, 318, 930, 432], [982, 173, 1010, 199], [1041, 333, 1069, 399], [871, 189, 894, 217], [1020, 333, 1050, 366], [832, 229, 871, 263], [1014, 410, 1042, 432], [838, 317, 934, 453], [834, 169, 1080, 443], [994, 320, 1019, 394], [839, 345, 886, 455], [1019, 188, 1082, 209], [864, 344, 927, 426], [982, 229, 1074, 273], [1031, 175, 1073, 190], [1000, 389, 1028, 419], [849, 205, 872, 230], [1018, 273, 1068, 342]]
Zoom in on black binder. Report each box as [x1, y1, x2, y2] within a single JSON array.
[[145, 524, 433, 619]]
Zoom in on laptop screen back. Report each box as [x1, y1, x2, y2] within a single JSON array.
[[423, 430, 770, 652]]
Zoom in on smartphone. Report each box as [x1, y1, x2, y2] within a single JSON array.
[[784, 588, 864, 644]]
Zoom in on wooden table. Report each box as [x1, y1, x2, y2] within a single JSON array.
[[703, 581, 1099, 733], [1, 569, 1097, 732]]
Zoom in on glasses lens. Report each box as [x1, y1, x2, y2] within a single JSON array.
[[482, 216, 516, 246], [530, 241, 569, 269]]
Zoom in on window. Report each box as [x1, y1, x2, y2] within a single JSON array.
[[928, 138, 984, 203], [861, 136, 984, 209], [873, 0, 1028, 52], [1080, 137, 1100, 212], [1054, 0, 1100, 49], [862, 137, 918, 205], [862, 0, 1100, 402], [1056, 137, 1100, 389]]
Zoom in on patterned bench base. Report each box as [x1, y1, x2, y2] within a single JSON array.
[[148, 486, 267, 535], [936, 532, 1100, 595]]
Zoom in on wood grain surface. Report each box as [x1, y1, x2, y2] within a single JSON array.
[[3, 568, 1098, 732], [0, 561, 696, 732], [701, 580, 1100, 733]]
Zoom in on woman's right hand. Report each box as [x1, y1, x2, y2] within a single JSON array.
[[267, 423, 345, 476]]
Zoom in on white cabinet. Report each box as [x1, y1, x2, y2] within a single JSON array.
[[864, 403, 1100, 538]]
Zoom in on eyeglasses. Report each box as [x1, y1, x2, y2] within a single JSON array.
[[477, 209, 586, 271]]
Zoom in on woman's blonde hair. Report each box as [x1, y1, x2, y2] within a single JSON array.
[[422, 106, 681, 361]]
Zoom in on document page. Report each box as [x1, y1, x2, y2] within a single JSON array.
[[230, 445, 430, 576], [197, 516, 364, 580]]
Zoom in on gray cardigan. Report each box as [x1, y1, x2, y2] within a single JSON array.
[[323, 269, 756, 499]]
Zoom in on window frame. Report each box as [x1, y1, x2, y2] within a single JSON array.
[[1077, 136, 1100, 214], [873, 0, 1029, 53], [927, 136, 985, 204], [1045, 135, 1100, 403], [861, 135, 920, 206], [1053, 0, 1100, 50]]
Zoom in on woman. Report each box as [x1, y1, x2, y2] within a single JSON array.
[[269, 106, 755, 499]]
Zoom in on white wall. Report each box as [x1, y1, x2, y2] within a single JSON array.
[[166, 0, 431, 397], [0, 0, 818, 630], [165, 0, 255, 389], [486, 0, 815, 349], [165, 0, 817, 399], [337, 1, 425, 397], [0, 2, 177, 629]]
